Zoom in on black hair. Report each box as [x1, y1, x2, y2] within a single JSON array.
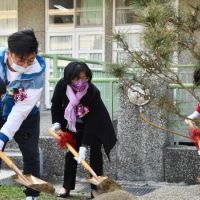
[[8, 29, 38, 58], [64, 61, 92, 84], [0, 77, 6, 95], [194, 68, 200, 86]]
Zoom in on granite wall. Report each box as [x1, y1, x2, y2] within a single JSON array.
[[116, 77, 170, 181], [164, 146, 200, 184]]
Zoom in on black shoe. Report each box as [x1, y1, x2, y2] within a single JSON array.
[[57, 192, 70, 198], [91, 192, 94, 199], [57, 188, 70, 198], [91, 190, 97, 199]]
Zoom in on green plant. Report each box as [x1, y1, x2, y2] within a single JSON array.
[[0, 185, 90, 200], [110, 0, 200, 121]]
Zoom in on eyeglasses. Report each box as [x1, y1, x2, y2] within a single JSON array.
[[11, 54, 36, 66]]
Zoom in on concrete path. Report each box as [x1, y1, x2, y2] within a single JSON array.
[[1, 110, 200, 199], [40, 110, 52, 136], [1, 164, 200, 199]]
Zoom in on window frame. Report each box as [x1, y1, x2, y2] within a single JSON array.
[[113, 0, 142, 26], [45, 0, 105, 108], [0, 0, 18, 47], [46, 0, 105, 31]]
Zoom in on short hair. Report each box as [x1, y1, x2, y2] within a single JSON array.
[[64, 61, 92, 84], [8, 29, 38, 57]]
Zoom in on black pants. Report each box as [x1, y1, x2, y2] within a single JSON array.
[[63, 132, 103, 191], [0, 112, 40, 197]]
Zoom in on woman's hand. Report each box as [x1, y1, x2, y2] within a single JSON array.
[[50, 122, 61, 132], [74, 146, 87, 163]]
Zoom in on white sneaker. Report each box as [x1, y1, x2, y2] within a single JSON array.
[[26, 196, 37, 200]]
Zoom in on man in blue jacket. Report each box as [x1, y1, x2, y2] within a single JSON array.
[[0, 29, 45, 200]]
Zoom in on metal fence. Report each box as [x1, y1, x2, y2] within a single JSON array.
[[168, 65, 199, 143], [41, 53, 119, 120], [41, 53, 199, 143]]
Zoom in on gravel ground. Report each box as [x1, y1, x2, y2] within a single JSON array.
[[138, 185, 200, 200], [91, 185, 200, 200]]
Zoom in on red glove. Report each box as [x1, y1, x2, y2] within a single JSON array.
[[189, 127, 200, 149], [56, 131, 76, 149]]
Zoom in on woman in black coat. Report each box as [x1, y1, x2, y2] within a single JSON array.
[[51, 61, 117, 198]]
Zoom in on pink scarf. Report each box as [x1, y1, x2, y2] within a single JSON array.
[[64, 84, 88, 132]]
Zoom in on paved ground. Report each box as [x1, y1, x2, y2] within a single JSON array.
[[53, 179, 200, 200], [40, 110, 200, 199], [1, 171, 200, 200], [1, 110, 200, 199], [40, 110, 52, 136]]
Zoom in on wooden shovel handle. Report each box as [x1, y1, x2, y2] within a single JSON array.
[[66, 143, 99, 179], [0, 150, 30, 185], [188, 120, 194, 128], [0, 151, 22, 175], [48, 128, 99, 179]]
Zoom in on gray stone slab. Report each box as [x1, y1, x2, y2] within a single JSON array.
[[117, 87, 169, 181], [39, 137, 118, 181], [164, 146, 200, 184]]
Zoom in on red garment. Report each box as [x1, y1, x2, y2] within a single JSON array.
[[189, 127, 200, 149], [195, 104, 200, 113], [56, 131, 76, 149]]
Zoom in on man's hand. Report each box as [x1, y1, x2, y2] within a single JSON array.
[[74, 146, 87, 163]]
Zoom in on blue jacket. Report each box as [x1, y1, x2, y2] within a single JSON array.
[[0, 48, 45, 142]]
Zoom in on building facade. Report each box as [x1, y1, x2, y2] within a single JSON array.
[[0, 0, 144, 108]]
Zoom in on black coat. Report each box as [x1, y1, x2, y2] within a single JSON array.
[[51, 79, 117, 157]]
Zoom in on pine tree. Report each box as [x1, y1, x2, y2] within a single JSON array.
[[109, 0, 200, 123]]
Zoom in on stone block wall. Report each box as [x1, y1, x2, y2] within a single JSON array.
[[164, 146, 200, 184], [116, 77, 170, 182]]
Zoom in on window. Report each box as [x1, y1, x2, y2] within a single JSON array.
[[117, 33, 142, 50], [76, 0, 103, 27], [50, 35, 72, 51], [48, 0, 103, 28], [78, 34, 103, 68], [48, 0, 74, 27], [79, 35, 102, 50], [115, 0, 139, 25], [0, 0, 18, 47], [114, 32, 143, 64], [46, 1, 104, 69], [0, 36, 8, 47]]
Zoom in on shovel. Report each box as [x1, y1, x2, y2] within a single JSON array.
[[0, 151, 55, 194], [48, 128, 121, 193]]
